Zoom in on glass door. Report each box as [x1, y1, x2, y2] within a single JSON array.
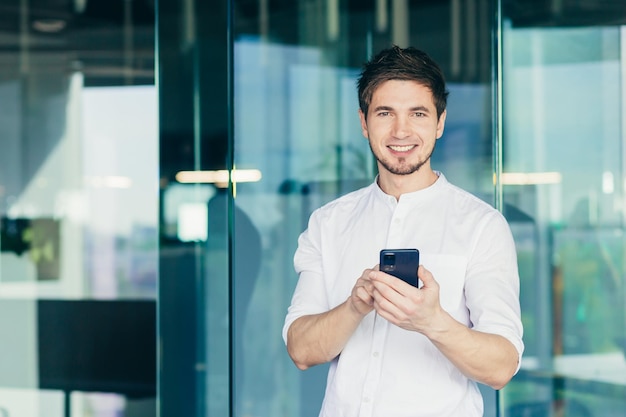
[[500, 3, 626, 416]]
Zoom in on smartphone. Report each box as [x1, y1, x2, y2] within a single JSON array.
[[379, 248, 420, 287]]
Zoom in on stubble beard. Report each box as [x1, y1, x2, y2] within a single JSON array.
[[370, 142, 436, 176]]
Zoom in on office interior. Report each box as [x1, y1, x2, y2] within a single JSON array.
[[0, 0, 625, 416]]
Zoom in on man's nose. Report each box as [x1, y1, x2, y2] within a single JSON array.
[[392, 116, 410, 138]]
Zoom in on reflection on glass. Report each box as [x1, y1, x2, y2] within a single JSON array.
[[233, 39, 367, 417], [82, 85, 158, 299], [0, 1, 157, 414], [501, 18, 626, 417], [0, 82, 158, 299]]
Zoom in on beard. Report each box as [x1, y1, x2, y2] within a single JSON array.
[[369, 141, 436, 175]]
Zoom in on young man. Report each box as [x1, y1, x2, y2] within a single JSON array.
[[282, 45, 524, 417]]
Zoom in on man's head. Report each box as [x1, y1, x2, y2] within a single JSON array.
[[357, 46, 448, 120]]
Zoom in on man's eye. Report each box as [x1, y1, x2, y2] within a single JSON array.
[[414, 112, 425, 117], [378, 112, 390, 117]]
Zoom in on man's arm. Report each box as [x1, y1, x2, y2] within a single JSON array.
[[370, 266, 519, 389], [287, 271, 376, 370], [423, 314, 518, 389]]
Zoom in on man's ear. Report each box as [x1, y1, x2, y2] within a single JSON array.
[[436, 109, 447, 139], [358, 109, 368, 139]]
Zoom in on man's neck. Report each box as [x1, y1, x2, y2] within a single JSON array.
[[377, 169, 439, 200]]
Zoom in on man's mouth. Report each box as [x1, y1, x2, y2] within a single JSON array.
[[388, 145, 416, 152]]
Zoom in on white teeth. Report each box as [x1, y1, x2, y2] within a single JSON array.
[[389, 145, 415, 152]]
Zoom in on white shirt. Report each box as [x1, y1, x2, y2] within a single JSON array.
[[283, 173, 524, 417]]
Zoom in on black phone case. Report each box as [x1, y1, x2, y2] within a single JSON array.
[[380, 249, 420, 287]]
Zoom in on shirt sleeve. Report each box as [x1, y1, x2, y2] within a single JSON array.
[[282, 209, 331, 345], [464, 211, 525, 371]]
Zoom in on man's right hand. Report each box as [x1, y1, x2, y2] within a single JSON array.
[[349, 267, 377, 316], [287, 265, 379, 369]]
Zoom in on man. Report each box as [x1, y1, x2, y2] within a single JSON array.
[[282, 45, 524, 417]]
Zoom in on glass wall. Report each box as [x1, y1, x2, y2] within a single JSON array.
[[500, 2, 626, 416], [0, 1, 157, 416]]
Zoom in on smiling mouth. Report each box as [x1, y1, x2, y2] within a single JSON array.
[[388, 145, 416, 152]]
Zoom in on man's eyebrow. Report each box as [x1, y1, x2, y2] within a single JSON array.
[[371, 105, 432, 113]]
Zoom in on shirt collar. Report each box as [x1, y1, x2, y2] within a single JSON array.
[[373, 171, 447, 204]]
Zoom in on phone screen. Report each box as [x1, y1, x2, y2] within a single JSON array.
[[379, 248, 420, 287]]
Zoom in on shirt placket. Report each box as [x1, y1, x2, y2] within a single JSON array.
[[358, 200, 404, 417], [358, 312, 388, 417]]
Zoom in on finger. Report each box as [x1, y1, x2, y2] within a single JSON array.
[[361, 267, 378, 281], [355, 285, 373, 304], [372, 291, 403, 323], [359, 281, 374, 297], [371, 270, 413, 296], [369, 269, 397, 286], [417, 265, 437, 288]]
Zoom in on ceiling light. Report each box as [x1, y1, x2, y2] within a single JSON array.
[[84, 176, 133, 189], [501, 172, 562, 185], [175, 169, 262, 185], [32, 19, 67, 33]]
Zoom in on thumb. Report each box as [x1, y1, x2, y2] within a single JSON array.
[[417, 265, 437, 289]]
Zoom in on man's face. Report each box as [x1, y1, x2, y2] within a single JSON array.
[[359, 80, 446, 177]]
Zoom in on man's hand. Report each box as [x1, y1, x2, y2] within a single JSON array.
[[287, 265, 380, 370], [349, 266, 378, 316], [369, 265, 519, 389], [369, 265, 445, 333]]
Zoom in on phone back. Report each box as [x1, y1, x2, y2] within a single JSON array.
[[379, 248, 420, 287]]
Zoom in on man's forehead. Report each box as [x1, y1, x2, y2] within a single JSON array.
[[370, 80, 436, 106]]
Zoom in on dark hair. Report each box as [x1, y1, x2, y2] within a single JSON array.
[[357, 45, 449, 119]]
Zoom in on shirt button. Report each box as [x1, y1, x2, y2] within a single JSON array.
[[373, 351, 379, 357], [363, 397, 370, 403]]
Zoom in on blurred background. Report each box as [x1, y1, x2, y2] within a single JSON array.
[[0, 0, 625, 416]]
